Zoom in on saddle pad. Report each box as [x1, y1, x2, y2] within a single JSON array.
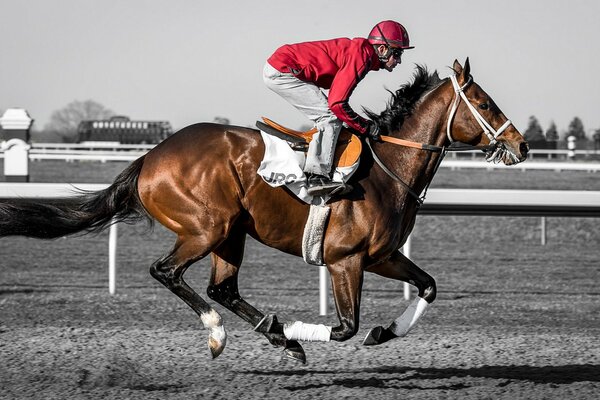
[[257, 131, 359, 205]]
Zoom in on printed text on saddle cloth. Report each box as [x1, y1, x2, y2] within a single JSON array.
[[257, 131, 359, 204]]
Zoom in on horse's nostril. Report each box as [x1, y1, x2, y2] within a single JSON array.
[[520, 142, 529, 157]]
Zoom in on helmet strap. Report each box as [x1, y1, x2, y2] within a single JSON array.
[[375, 25, 394, 63]]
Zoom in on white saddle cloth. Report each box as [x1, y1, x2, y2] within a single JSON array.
[[257, 131, 359, 205]]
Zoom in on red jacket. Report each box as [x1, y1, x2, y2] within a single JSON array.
[[267, 37, 381, 134]]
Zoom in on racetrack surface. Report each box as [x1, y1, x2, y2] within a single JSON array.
[[1, 161, 599, 399]]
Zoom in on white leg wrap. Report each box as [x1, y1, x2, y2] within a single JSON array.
[[283, 321, 332, 342], [389, 297, 429, 337]]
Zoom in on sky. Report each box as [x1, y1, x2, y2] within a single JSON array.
[[2, 0, 600, 137]]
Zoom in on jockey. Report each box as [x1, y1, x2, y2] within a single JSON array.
[[263, 20, 414, 196]]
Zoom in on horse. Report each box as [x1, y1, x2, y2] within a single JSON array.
[[0, 59, 528, 363]]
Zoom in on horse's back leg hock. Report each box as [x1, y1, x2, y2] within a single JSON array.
[[206, 229, 306, 363], [150, 237, 226, 358], [363, 250, 436, 345]]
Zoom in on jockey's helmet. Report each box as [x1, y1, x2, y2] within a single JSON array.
[[367, 20, 414, 50]]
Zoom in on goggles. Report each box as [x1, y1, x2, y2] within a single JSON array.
[[390, 48, 404, 59]]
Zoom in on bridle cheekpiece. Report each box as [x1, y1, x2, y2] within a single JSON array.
[[446, 74, 512, 147]]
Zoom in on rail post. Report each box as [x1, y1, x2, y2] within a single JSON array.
[[402, 236, 412, 300], [0, 108, 32, 182], [541, 216, 547, 246], [319, 266, 328, 316], [108, 222, 118, 294], [567, 136, 576, 160]]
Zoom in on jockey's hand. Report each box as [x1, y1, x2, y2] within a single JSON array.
[[367, 121, 382, 142]]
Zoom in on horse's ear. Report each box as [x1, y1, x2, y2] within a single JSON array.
[[452, 59, 463, 74], [454, 57, 470, 85], [463, 57, 471, 78]]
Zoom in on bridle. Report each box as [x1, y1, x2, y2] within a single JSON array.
[[446, 74, 512, 149], [367, 72, 515, 206]]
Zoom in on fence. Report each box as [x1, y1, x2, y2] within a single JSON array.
[[2, 183, 599, 315], [3, 145, 600, 171]]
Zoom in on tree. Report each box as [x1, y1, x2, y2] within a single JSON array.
[[545, 121, 559, 142], [213, 116, 230, 125], [523, 116, 545, 142], [44, 100, 115, 142], [593, 128, 600, 151], [567, 117, 586, 141]]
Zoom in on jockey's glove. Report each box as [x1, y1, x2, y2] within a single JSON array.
[[367, 120, 382, 142]]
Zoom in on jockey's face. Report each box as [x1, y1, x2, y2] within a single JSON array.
[[384, 53, 400, 71], [377, 45, 401, 72]]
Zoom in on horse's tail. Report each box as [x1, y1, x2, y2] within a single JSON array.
[[0, 156, 150, 239]]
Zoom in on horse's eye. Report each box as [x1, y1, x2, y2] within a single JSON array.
[[479, 103, 489, 110]]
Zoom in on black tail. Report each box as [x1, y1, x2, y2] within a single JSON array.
[[0, 156, 150, 239]]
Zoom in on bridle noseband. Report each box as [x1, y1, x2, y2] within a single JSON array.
[[368, 72, 514, 206], [446, 74, 512, 146]]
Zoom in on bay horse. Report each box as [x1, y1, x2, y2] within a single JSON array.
[[0, 59, 528, 363]]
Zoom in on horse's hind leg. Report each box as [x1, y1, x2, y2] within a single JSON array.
[[206, 227, 306, 363], [363, 249, 436, 345], [150, 237, 226, 358]]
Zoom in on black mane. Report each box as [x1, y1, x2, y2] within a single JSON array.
[[364, 65, 443, 134]]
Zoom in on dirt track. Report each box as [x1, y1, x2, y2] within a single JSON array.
[[1, 214, 598, 399]]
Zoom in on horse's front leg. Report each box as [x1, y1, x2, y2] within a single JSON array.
[[255, 255, 364, 343], [362, 250, 436, 345]]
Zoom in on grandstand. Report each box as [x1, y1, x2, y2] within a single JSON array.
[[77, 116, 173, 144]]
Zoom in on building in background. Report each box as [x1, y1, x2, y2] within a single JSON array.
[[77, 116, 173, 144]]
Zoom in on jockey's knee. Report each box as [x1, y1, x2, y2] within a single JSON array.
[[316, 114, 341, 129], [330, 320, 359, 342]]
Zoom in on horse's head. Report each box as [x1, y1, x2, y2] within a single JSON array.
[[445, 58, 528, 165]]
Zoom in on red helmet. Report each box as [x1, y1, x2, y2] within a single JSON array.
[[368, 20, 414, 49]]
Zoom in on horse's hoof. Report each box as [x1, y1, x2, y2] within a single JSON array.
[[208, 333, 226, 359], [362, 326, 396, 346], [283, 340, 306, 364], [254, 314, 279, 334]]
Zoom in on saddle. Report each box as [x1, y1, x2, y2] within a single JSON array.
[[256, 117, 362, 168]]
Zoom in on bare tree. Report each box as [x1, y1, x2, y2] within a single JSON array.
[[44, 100, 115, 142], [213, 116, 230, 125]]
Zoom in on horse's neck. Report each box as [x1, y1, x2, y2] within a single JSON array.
[[372, 90, 449, 205]]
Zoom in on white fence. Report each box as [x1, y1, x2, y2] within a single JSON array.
[[2, 183, 599, 315], [1, 144, 600, 170]]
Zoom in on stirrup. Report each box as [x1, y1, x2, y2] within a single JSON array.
[[306, 175, 349, 196]]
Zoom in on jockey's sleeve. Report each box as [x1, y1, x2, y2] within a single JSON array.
[[328, 52, 374, 134]]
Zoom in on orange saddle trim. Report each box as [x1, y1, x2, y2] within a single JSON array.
[[261, 117, 362, 168]]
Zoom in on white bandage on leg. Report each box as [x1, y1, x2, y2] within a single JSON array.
[[389, 297, 429, 337], [283, 321, 332, 342]]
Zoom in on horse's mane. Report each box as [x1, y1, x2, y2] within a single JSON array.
[[364, 65, 443, 134]]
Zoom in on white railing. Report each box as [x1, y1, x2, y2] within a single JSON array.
[[2, 147, 600, 171], [2, 183, 599, 315], [441, 160, 600, 172]]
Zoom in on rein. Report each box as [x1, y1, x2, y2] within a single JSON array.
[[366, 137, 446, 206], [368, 72, 510, 206]]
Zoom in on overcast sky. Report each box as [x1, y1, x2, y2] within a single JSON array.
[[2, 0, 599, 137]]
